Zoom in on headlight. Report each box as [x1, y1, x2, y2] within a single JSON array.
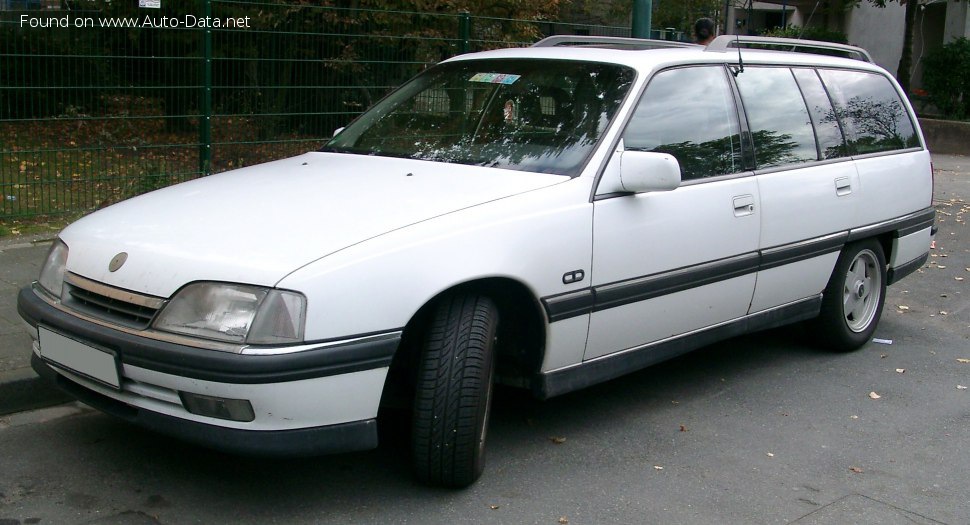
[[38, 239, 69, 298], [154, 283, 306, 345]]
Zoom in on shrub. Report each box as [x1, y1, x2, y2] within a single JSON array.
[[922, 37, 970, 120], [762, 25, 849, 44]]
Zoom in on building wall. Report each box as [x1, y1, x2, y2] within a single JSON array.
[[945, 0, 970, 42], [844, 2, 906, 73]]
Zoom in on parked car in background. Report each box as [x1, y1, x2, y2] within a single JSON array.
[[19, 35, 934, 487]]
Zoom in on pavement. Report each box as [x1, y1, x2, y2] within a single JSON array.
[[0, 154, 966, 417]]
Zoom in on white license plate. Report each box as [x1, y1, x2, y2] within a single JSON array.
[[38, 327, 121, 390]]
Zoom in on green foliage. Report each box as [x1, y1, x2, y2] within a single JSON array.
[[596, 0, 722, 37], [761, 25, 848, 45], [922, 37, 970, 120]]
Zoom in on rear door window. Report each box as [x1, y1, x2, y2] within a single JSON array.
[[817, 69, 920, 155], [734, 67, 819, 169], [623, 66, 744, 181]]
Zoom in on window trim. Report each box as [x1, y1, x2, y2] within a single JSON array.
[[752, 156, 851, 176], [850, 146, 924, 162]]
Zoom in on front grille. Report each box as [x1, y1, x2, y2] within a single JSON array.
[[63, 273, 165, 329]]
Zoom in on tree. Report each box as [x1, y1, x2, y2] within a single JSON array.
[[863, 0, 918, 93], [595, 0, 723, 39], [861, 0, 969, 93]]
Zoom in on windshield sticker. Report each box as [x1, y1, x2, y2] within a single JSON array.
[[469, 73, 521, 85]]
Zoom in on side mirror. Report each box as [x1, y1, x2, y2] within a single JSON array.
[[620, 151, 681, 193]]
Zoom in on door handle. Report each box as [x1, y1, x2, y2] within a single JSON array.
[[835, 177, 852, 196], [733, 194, 755, 217]]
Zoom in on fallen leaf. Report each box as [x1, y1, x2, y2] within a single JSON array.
[[550, 436, 567, 445], [653, 465, 664, 471], [958, 385, 968, 390], [489, 505, 500, 510], [896, 369, 905, 373], [957, 277, 965, 281], [868, 391, 881, 400], [849, 466, 864, 474], [679, 425, 688, 432], [896, 305, 910, 311], [850, 415, 859, 419], [559, 518, 569, 525], [940, 311, 948, 316], [957, 359, 970, 364], [766, 452, 774, 457], [880, 354, 888, 359], [937, 265, 947, 269]]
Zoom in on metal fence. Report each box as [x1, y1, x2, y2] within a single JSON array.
[[0, 1, 637, 220]]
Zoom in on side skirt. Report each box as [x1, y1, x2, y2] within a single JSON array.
[[535, 296, 822, 400]]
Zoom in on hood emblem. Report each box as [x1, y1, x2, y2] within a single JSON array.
[[108, 252, 128, 272]]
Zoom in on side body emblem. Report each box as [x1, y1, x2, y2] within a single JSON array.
[[108, 252, 128, 272]]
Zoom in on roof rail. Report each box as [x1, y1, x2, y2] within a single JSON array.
[[705, 35, 873, 63], [533, 35, 697, 50]]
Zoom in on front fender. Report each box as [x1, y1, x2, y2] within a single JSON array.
[[278, 178, 595, 341]]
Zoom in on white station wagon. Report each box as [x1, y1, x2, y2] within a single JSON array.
[[20, 35, 934, 487]]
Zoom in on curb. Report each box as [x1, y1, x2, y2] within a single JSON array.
[[0, 366, 73, 416], [0, 234, 56, 252]]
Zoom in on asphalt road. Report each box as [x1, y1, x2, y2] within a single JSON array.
[[0, 158, 966, 525]]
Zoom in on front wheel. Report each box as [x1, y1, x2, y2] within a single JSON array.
[[411, 294, 499, 488], [813, 239, 887, 351]]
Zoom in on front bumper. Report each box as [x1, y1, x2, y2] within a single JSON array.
[[18, 285, 400, 456]]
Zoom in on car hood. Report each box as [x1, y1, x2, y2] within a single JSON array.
[[60, 152, 567, 298]]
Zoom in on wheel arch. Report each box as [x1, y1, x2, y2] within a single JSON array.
[[382, 277, 548, 406], [875, 232, 894, 266]]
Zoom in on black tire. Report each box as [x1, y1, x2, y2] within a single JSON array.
[[411, 294, 499, 488], [814, 239, 887, 351]]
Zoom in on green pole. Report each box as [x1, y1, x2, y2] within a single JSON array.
[[199, 0, 213, 176], [632, 0, 652, 39], [458, 12, 471, 54]]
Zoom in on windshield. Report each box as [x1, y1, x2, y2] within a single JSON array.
[[322, 59, 635, 176]]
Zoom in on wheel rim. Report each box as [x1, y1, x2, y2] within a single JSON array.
[[842, 249, 881, 333]]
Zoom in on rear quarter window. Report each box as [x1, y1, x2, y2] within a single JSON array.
[[817, 69, 920, 155]]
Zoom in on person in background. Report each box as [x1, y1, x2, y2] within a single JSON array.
[[694, 18, 716, 45]]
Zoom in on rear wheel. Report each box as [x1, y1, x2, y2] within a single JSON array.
[[814, 239, 887, 351], [411, 294, 498, 488]]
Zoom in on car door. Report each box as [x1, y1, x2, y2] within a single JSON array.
[[585, 65, 761, 360], [738, 67, 860, 313]]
